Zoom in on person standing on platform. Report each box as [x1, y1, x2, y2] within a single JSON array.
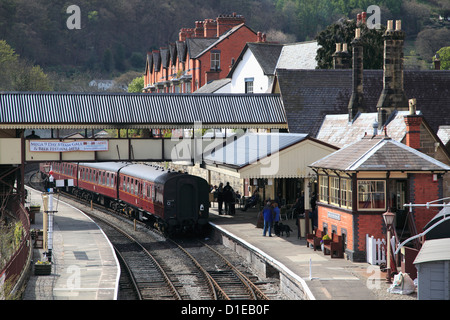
[[217, 183, 224, 215], [223, 182, 233, 215], [262, 201, 274, 237], [272, 201, 280, 228]]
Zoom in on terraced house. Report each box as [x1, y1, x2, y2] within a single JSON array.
[[143, 13, 261, 93]]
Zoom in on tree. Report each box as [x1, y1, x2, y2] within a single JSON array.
[[102, 48, 113, 72], [0, 40, 52, 91], [436, 46, 450, 70], [128, 76, 144, 93], [315, 18, 385, 69]]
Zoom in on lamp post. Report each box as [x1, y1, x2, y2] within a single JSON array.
[[383, 210, 395, 283]]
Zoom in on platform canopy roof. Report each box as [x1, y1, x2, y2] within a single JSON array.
[[0, 92, 287, 130], [203, 132, 338, 179]]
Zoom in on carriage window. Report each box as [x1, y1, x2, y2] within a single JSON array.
[[152, 185, 156, 201], [107, 173, 110, 186], [122, 176, 126, 191]]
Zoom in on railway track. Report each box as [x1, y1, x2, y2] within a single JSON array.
[[92, 215, 182, 300], [26, 178, 275, 300]]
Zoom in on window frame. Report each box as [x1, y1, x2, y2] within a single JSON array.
[[357, 180, 386, 211], [210, 50, 221, 70]]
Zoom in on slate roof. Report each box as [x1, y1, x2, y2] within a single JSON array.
[[276, 41, 320, 70], [309, 136, 450, 172], [228, 43, 283, 78], [194, 78, 231, 93], [186, 38, 217, 59], [276, 69, 450, 137], [317, 111, 416, 148]]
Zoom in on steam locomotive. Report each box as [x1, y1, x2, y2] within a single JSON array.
[[39, 162, 210, 235]]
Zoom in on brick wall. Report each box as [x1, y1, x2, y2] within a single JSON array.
[[409, 173, 442, 232], [318, 205, 386, 262]]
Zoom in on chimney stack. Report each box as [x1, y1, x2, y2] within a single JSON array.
[[348, 28, 365, 121], [204, 19, 217, 38], [216, 13, 245, 37], [376, 20, 409, 128], [333, 43, 351, 69], [434, 54, 441, 70], [194, 21, 204, 38], [404, 98, 422, 150]]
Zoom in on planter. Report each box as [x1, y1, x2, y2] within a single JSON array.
[[34, 263, 52, 276]]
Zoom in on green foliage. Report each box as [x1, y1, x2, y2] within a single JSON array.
[[436, 46, 450, 70], [102, 48, 113, 72], [0, 40, 52, 91], [128, 76, 144, 93], [315, 19, 385, 69]]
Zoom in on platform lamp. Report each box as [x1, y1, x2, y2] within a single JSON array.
[[383, 209, 395, 283]]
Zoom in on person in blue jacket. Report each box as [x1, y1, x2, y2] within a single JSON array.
[[262, 201, 274, 237]]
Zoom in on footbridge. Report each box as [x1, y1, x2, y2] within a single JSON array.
[[0, 92, 287, 165]]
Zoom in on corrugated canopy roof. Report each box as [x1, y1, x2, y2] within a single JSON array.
[[0, 92, 287, 130], [204, 132, 308, 168]]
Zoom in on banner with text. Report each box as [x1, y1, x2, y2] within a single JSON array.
[[30, 141, 108, 152]]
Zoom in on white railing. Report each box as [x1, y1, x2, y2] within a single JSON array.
[[366, 234, 386, 265]]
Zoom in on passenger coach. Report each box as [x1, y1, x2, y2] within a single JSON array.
[[40, 162, 210, 234]]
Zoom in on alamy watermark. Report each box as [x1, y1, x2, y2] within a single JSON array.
[[66, 5, 81, 30], [366, 5, 381, 30]]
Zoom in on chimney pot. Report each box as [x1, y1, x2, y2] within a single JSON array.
[[342, 43, 348, 52], [387, 20, 394, 31], [355, 28, 361, 39], [361, 12, 367, 24], [409, 98, 417, 115], [395, 20, 402, 31]]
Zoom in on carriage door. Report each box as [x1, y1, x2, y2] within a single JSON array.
[[177, 178, 198, 220]]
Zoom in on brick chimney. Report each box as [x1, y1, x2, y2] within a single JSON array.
[[216, 13, 245, 37], [376, 20, 409, 129], [179, 28, 194, 41], [348, 28, 365, 121], [194, 21, 204, 38], [204, 19, 217, 38], [404, 98, 422, 150]]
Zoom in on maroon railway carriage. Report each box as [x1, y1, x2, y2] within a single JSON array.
[[40, 161, 210, 234]]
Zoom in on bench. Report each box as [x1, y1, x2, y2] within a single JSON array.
[[323, 233, 343, 258], [306, 228, 323, 251]]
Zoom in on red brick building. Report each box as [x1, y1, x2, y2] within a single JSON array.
[[143, 13, 261, 93], [309, 113, 450, 261]]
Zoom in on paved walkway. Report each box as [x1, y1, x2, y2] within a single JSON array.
[[208, 205, 387, 300], [23, 188, 120, 300]]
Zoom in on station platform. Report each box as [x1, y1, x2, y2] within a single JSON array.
[[208, 205, 388, 300], [22, 188, 120, 300]]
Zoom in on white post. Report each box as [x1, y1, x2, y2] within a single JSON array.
[[48, 171, 54, 262]]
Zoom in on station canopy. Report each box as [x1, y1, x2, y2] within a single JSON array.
[[0, 92, 287, 130]]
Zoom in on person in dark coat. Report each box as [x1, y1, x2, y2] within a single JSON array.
[[223, 182, 233, 215], [217, 183, 224, 215]]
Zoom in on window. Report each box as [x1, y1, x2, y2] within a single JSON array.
[[358, 180, 386, 210], [330, 177, 340, 206], [340, 178, 352, 209], [211, 51, 220, 70], [245, 78, 254, 93], [319, 175, 329, 203]]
